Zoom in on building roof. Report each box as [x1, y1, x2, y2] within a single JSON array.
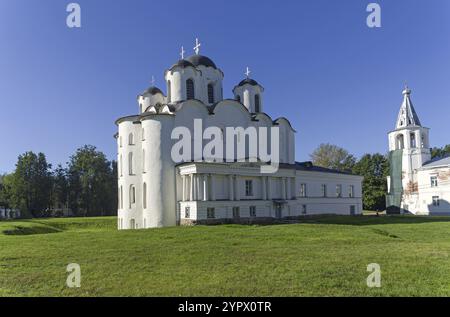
[[236, 78, 260, 87], [395, 87, 422, 129], [185, 54, 217, 69], [422, 156, 450, 168], [169, 59, 196, 70], [141, 86, 163, 96]]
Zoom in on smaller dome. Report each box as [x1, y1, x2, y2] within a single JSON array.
[[142, 86, 163, 96], [186, 55, 217, 69], [237, 78, 260, 87]]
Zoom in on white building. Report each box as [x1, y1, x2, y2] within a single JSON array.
[[115, 43, 363, 229], [386, 87, 450, 215]]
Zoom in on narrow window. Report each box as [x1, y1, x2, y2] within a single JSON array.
[[349, 185, 354, 198], [336, 185, 342, 198], [236, 95, 241, 103], [167, 80, 171, 103], [129, 133, 134, 145], [410, 133, 416, 148], [119, 136, 122, 147], [144, 218, 146, 228], [250, 206, 256, 217], [129, 185, 136, 208], [185, 207, 190, 219], [130, 219, 135, 229], [232, 207, 240, 218], [142, 128, 145, 141], [143, 182, 147, 209], [207, 207, 215, 219], [431, 176, 438, 187], [302, 205, 307, 215], [186, 79, 195, 99], [300, 184, 307, 197], [245, 180, 253, 196], [254, 94, 260, 112], [128, 152, 133, 175], [208, 83, 214, 103], [321, 184, 327, 197], [350, 205, 356, 215]]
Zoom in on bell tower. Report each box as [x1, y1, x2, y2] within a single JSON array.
[[387, 86, 431, 214]]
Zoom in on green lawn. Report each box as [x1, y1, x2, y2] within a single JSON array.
[[1, 215, 450, 296]]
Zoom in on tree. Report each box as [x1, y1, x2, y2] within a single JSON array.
[[52, 164, 69, 216], [67, 145, 117, 216], [310, 143, 356, 172], [352, 153, 390, 211], [431, 145, 450, 159], [9, 152, 53, 217], [0, 174, 13, 211]]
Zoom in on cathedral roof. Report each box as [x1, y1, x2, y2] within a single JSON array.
[[237, 78, 260, 87], [142, 86, 164, 95], [170, 59, 196, 70], [395, 87, 422, 129], [185, 54, 217, 69]]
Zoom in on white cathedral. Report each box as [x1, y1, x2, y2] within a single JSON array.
[[115, 41, 363, 229], [386, 87, 450, 215]]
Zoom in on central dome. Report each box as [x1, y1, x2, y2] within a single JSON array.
[[186, 55, 217, 69]]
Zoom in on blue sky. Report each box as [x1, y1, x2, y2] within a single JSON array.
[[1, 0, 449, 173]]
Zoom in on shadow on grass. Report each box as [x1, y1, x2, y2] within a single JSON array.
[[292, 214, 450, 226]]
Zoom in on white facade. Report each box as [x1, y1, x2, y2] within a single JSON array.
[[115, 50, 363, 229], [386, 87, 450, 215]]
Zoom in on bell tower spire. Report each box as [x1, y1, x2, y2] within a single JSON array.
[[396, 86, 422, 129]]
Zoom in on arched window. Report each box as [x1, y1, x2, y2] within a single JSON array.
[[208, 83, 214, 103], [129, 185, 136, 208], [128, 152, 133, 175], [410, 133, 416, 148], [186, 79, 195, 99], [143, 182, 147, 209], [119, 136, 122, 147], [142, 149, 146, 173], [120, 186, 123, 209], [129, 133, 134, 145], [396, 134, 405, 150], [167, 80, 171, 103], [254, 94, 261, 113]]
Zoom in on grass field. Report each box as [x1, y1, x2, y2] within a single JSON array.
[[1, 215, 450, 296]]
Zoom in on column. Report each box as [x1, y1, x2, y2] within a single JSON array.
[[203, 174, 208, 201], [235, 176, 239, 201], [286, 178, 291, 200], [210, 174, 216, 201], [228, 175, 234, 201], [182, 175, 186, 202], [189, 174, 194, 201], [267, 177, 272, 200], [281, 177, 286, 200], [262, 176, 267, 200]]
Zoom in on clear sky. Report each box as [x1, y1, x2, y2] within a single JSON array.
[[1, 0, 449, 173]]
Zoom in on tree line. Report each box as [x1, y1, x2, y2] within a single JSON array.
[[310, 143, 450, 211], [1, 143, 449, 217], [0, 145, 117, 218]]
